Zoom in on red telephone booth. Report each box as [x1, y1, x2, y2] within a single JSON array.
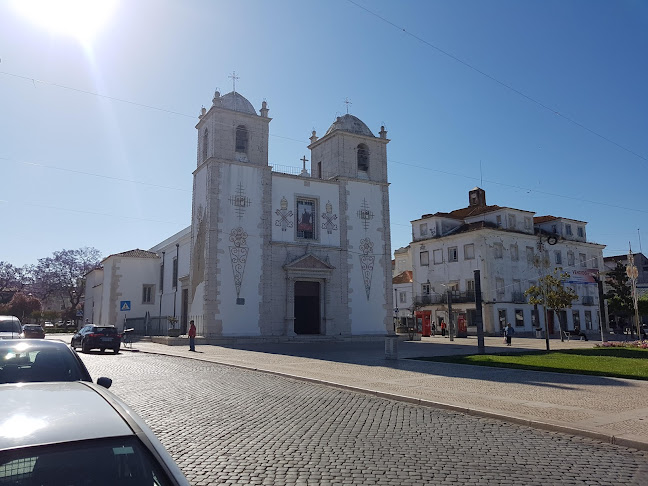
[[415, 310, 432, 336], [457, 313, 468, 338]]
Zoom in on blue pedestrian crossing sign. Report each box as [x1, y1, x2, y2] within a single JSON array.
[[120, 301, 131, 311]]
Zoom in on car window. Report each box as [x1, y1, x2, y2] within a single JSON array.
[[95, 327, 118, 335], [0, 321, 22, 333], [0, 436, 173, 486], [0, 348, 87, 384]]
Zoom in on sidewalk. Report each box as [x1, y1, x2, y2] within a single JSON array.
[[125, 335, 648, 450]]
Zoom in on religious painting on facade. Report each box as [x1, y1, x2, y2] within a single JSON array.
[[297, 199, 315, 239]]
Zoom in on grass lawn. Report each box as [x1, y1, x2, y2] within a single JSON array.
[[414, 347, 648, 380]]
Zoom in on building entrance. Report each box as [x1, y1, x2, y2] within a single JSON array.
[[294, 281, 320, 334]]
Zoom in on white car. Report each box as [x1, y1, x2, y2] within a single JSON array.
[[0, 381, 189, 485], [0, 315, 22, 339]]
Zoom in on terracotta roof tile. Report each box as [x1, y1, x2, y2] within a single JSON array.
[[392, 270, 413, 284]]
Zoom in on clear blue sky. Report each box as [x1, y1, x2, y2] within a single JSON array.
[[1, 0, 646, 267]]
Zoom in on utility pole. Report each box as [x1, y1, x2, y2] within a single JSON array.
[[474, 269, 485, 354], [537, 237, 551, 351], [447, 289, 454, 342], [595, 273, 607, 343]]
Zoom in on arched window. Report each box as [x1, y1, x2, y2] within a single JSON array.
[[235, 125, 248, 153], [202, 128, 208, 160], [357, 144, 369, 172]]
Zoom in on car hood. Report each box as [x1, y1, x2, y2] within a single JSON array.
[[0, 382, 133, 450]]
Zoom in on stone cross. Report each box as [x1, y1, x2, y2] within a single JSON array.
[[344, 97, 352, 114], [229, 71, 239, 93], [301, 155, 309, 171]]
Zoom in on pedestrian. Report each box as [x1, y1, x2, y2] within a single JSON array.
[[431, 322, 436, 336], [505, 322, 515, 346], [188, 320, 196, 351], [441, 320, 447, 337]]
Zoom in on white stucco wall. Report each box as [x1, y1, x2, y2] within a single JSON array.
[[346, 180, 387, 334], [217, 163, 264, 336], [149, 227, 191, 319], [190, 165, 208, 321]]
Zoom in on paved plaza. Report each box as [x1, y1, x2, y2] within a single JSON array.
[[80, 349, 648, 485]]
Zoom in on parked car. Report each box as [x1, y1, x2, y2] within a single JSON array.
[[0, 381, 189, 485], [44, 320, 54, 328], [0, 315, 22, 339], [0, 339, 111, 388], [20, 324, 46, 339], [71, 325, 121, 354]]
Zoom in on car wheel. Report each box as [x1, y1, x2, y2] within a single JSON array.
[[70, 340, 76, 350], [100, 348, 105, 353], [82, 340, 90, 353], [113, 347, 119, 354]]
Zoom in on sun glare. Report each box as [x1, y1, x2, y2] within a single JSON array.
[[12, 0, 117, 44]]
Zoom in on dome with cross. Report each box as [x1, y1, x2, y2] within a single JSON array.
[[325, 114, 374, 137]]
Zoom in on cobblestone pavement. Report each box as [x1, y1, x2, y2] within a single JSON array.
[[79, 351, 648, 485]]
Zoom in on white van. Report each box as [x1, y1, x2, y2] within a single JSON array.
[[0, 316, 22, 339]]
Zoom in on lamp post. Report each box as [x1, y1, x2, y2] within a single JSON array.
[[393, 288, 398, 333], [626, 249, 641, 339]]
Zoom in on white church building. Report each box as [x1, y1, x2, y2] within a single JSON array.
[[85, 89, 393, 339]]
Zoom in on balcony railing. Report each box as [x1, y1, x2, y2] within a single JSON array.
[[413, 291, 477, 306], [511, 292, 527, 303], [582, 296, 595, 305]]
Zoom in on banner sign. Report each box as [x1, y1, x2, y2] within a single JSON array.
[[567, 269, 598, 285]]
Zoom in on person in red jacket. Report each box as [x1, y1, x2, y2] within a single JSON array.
[[188, 320, 197, 351]]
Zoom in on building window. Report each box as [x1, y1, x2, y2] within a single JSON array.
[[420, 251, 429, 266], [464, 243, 475, 260], [317, 161, 322, 179], [466, 279, 475, 291], [508, 214, 516, 228], [572, 310, 581, 330], [235, 125, 248, 152], [510, 244, 519, 261], [524, 217, 532, 230], [551, 224, 557, 234], [577, 226, 585, 238], [494, 242, 503, 259], [172, 258, 178, 288], [202, 128, 208, 160], [357, 144, 369, 172], [498, 309, 507, 331], [565, 224, 572, 236], [567, 251, 575, 266], [496, 278, 505, 298], [399, 291, 407, 304], [433, 249, 443, 264], [142, 285, 155, 304], [554, 251, 562, 265], [420, 223, 428, 237], [496, 215, 502, 227], [448, 247, 458, 262], [579, 253, 587, 268], [526, 246, 535, 265], [515, 309, 524, 327], [584, 310, 592, 330], [422, 283, 431, 295], [397, 259, 405, 272], [296, 198, 317, 240], [592, 257, 598, 269]]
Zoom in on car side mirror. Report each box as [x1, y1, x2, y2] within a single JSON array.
[[97, 377, 112, 389]]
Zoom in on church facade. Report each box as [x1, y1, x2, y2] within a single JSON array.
[[188, 90, 393, 337]]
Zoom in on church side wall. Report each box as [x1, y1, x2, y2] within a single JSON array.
[[189, 164, 209, 325], [346, 180, 389, 334]]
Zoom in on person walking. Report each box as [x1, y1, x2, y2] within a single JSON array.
[[441, 320, 447, 337], [188, 320, 197, 351], [505, 322, 515, 346]]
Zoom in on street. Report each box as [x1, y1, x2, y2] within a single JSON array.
[[78, 350, 648, 485]]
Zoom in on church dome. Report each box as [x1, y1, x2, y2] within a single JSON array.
[[219, 91, 257, 115], [325, 114, 374, 137]]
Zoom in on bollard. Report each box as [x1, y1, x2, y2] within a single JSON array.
[[385, 334, 399, 360]]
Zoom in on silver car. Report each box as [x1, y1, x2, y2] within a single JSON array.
[[0, 381, 189, 485], [0, 315, 22, 339]]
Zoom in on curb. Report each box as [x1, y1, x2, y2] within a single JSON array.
[[126, 345, 648, 452]]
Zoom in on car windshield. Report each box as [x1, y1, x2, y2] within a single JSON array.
[[94, 327, 117, 335], [0, 321, 21, 333], [0, 345, 87, 384], [0, 436, 173, 486]]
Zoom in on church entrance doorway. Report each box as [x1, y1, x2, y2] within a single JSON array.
[[294, 281, 321, 334]]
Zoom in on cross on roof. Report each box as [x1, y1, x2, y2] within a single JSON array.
[[301, 155, 309, 170], [229, 71, 239, 93], [344, 97, 352, 114]]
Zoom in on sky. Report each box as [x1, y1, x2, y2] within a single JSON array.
[[1, 0, 647, 268]]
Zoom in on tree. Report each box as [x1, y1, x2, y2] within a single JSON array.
[[0, 261, 31, 302], [604, 261, 634, 320], [33, 247, 102, 312], [525, 268, 578, 343], [0, 292, 42, 322]]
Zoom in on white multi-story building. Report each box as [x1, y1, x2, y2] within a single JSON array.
[[409, 187, 605, 336]]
